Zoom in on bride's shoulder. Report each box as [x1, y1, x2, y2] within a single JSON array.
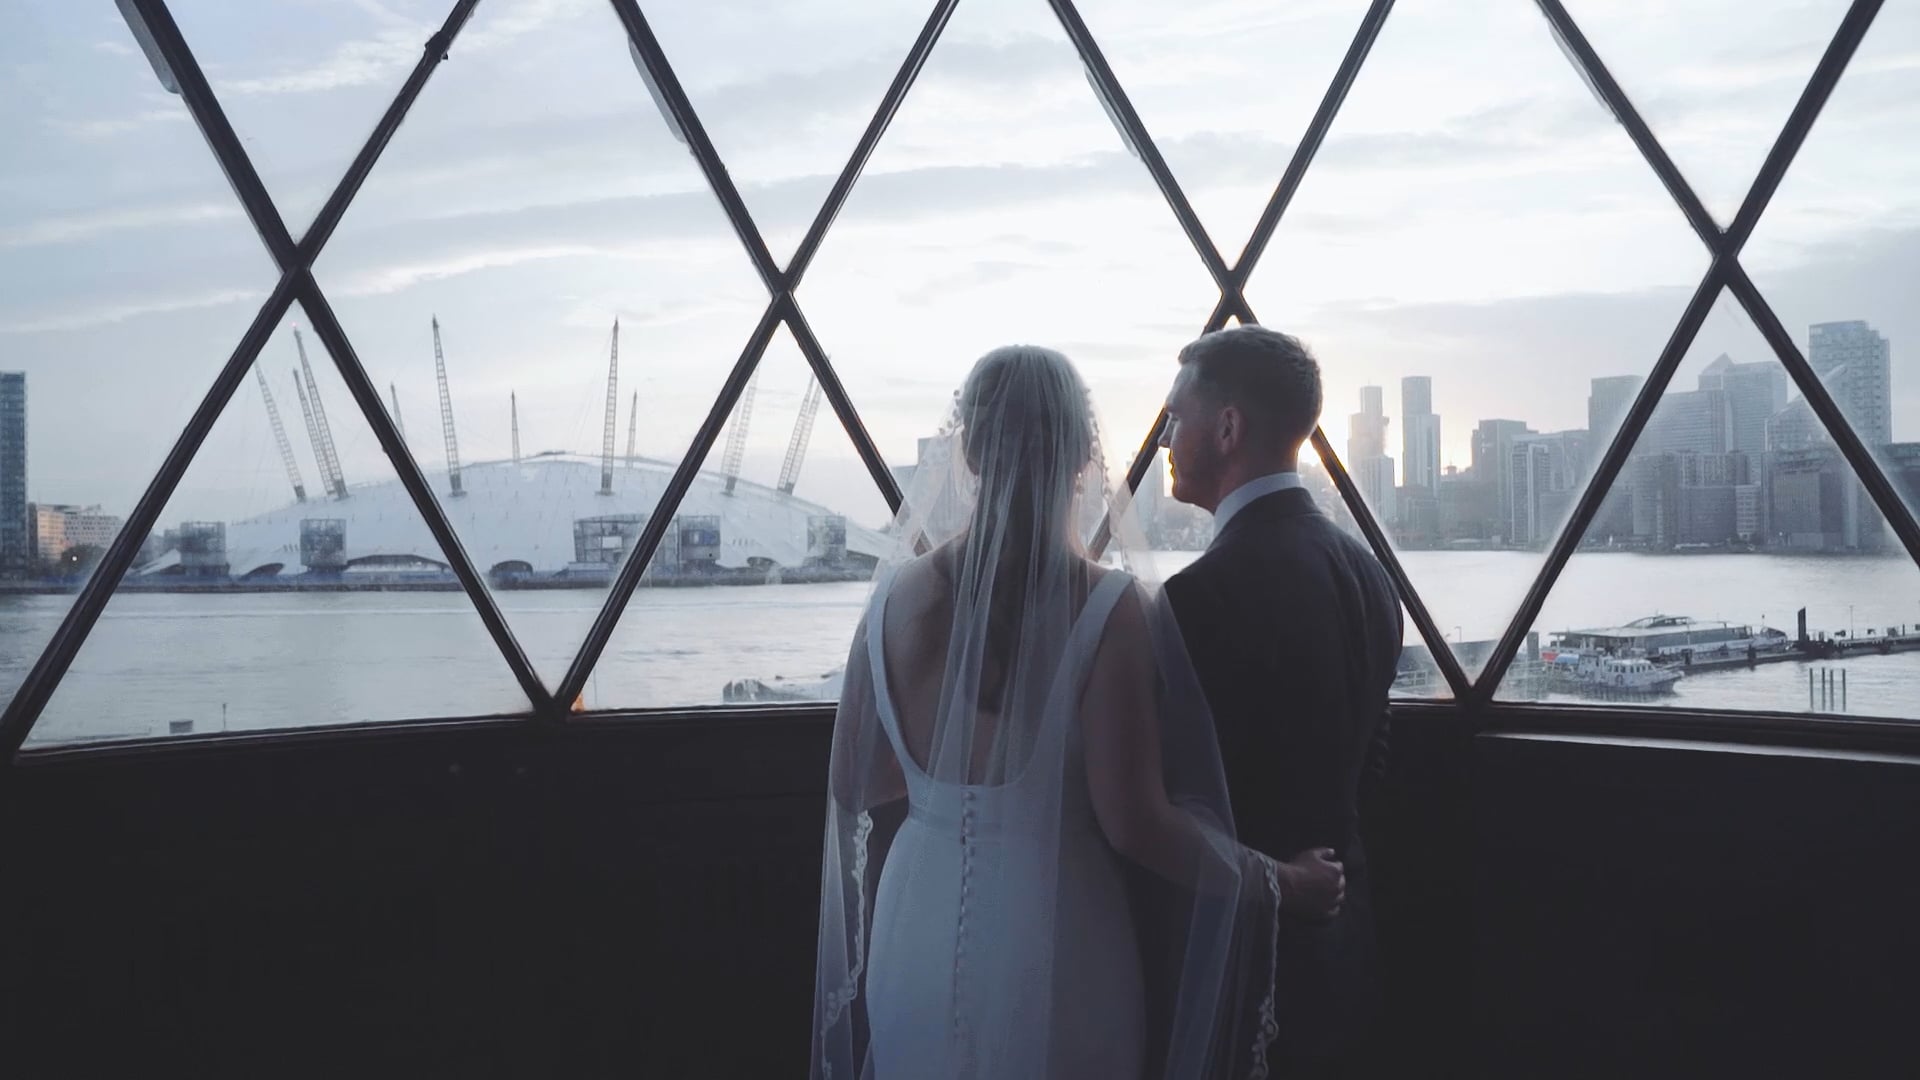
[[882, 547, 955, 613]]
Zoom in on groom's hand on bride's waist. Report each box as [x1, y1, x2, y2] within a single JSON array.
[[1277, 847, 1345, 920]]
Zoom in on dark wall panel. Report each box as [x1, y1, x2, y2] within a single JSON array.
[[1474, 733, 1920, 1078]]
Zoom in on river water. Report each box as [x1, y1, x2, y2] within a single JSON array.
[[6, 551, 1917, 746]]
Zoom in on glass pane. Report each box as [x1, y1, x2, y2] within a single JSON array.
[[584, 325, 894, 710], [28, 307, 531, 746], [797, 0, 1220, 505], [1243, 0, 1711, 680], [1498, 290, 1920, 720], [1393, 602, 1452, 700], [165, 0, 440, 238], [0, 3, 278, 725], [645, 0, 935, 268], [1075, 0, 1372, 257], [1560, 0, 1849, 224], [310, 0, 769, 690], [1744, 0, 1920, 534]]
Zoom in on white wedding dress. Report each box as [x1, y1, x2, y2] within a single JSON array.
[[810, 346, 1281, 1080], [864, 570, 1143, 1079]]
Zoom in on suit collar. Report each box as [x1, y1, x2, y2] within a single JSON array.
[[1209, 486, 1319, 548]]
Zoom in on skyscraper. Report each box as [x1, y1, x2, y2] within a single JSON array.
[[1587, 376, 1643, 542], [1641, 388, 1732, 457], [1588, 374, 1643, 447], [1348, 386, 1396, 524], [1698, 356, 1788, 458], [0, 373, 24, 573], [1402, 376, 1441, 495], [1807, 320, 1892, 446]]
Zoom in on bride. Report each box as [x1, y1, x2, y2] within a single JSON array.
[[811, 346, 1345, 1079]]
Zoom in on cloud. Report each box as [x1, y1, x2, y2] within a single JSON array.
[[43, 107, 191, 141], [93, 40, 137, 57], [0, 285, 264, 335], [898, 260, 1037, 306], [0, 199, 243, 250], [331, 244, 602, 296]]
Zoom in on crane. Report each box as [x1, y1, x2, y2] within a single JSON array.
[[432, 316, 464, 497], [255, 365, 307, 503], [625, 391, 638, 467], [778, 375, 825, 496], [294, 328, 347, 498], [720, 366, 761, 495], [600, 320, 619, 495], [389, 382, 406, 441], [292, 372, 328, 498], [511, 392, 521, 465]]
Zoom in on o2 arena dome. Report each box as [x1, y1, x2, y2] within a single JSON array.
[[134, 452, 888, 588]]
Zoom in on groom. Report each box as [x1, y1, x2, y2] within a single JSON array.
[[1160, 326, 1401, 1078]]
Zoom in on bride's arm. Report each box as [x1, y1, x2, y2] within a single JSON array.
[[1082, 585, 1341, 911], [1082, 585, 1229, 884], [829, 615, 907, 811]]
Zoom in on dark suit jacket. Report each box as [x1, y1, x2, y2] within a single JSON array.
[[1164, 485, 1401, 1067]]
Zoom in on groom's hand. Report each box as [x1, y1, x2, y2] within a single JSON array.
[[1280, 848, 1345, 920]]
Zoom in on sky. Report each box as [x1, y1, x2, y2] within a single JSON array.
[[1, 0, 1915, 539]]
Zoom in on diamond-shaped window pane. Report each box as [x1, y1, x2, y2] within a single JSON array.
[[645, 0, 937, 268], [1497, 291, 1920, 720], [309, 0, 770, 691], [166, 0, 439, 240], [1561, 0, 1850, 226], [1074, 0, 1374, 258], [1244, 0, 1711, 681], [580, 324, 893, 711], [798, 0, 1221, 501], [0, 3, 279, 722], [28, 305, 532, 746], [1744, 1, 1920, 536]]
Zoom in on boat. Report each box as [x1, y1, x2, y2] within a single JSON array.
[[1540, 649, 1683, 694]]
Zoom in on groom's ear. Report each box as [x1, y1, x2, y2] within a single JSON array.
[[1216, 404, 1244, 454]]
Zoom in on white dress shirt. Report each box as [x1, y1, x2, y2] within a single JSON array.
[[1212, 471, 1306, 536]]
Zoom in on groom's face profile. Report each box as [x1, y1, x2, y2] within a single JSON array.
[[1160, 366, 1233, 511]]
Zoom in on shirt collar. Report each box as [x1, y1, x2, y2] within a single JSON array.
[[1213, 471, 1305, 534]]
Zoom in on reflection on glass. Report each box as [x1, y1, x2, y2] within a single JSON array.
[[1496, 293, 1920, 719], [0, 4, 277, 719], [1074, 0, 1371, 257], [645, 0, 935, 268], [1243, 0, 1709, 679], [28, 308, 530, 746], [309, 0, 768, 689], [798, 0, 1219, 509], [1561, 0, 1849, 224], [1744, 1, 1920, 535], [585, 325, 893, 711]]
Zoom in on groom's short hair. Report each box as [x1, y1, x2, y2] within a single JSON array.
[[1177, 326, 1322, 450]]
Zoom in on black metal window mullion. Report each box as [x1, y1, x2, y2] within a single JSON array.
[[1205, 0, 1396, 331], [558, 0, 959, 716], [785, 0, 960, 290], [1472, 264, 1729, 699], [0, 276, 299, 759], [1047, 0, 1236, 296], [1725, 0, 1886, 253], [552, 301, 788, 715], [3, 0, 551, 759], [1729, 265, 1920, 565], [1475, 0, 1909, 702], [1534, 0, 1718, 244]]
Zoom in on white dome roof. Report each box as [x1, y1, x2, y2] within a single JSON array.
[[146, 452, 889, 577]]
